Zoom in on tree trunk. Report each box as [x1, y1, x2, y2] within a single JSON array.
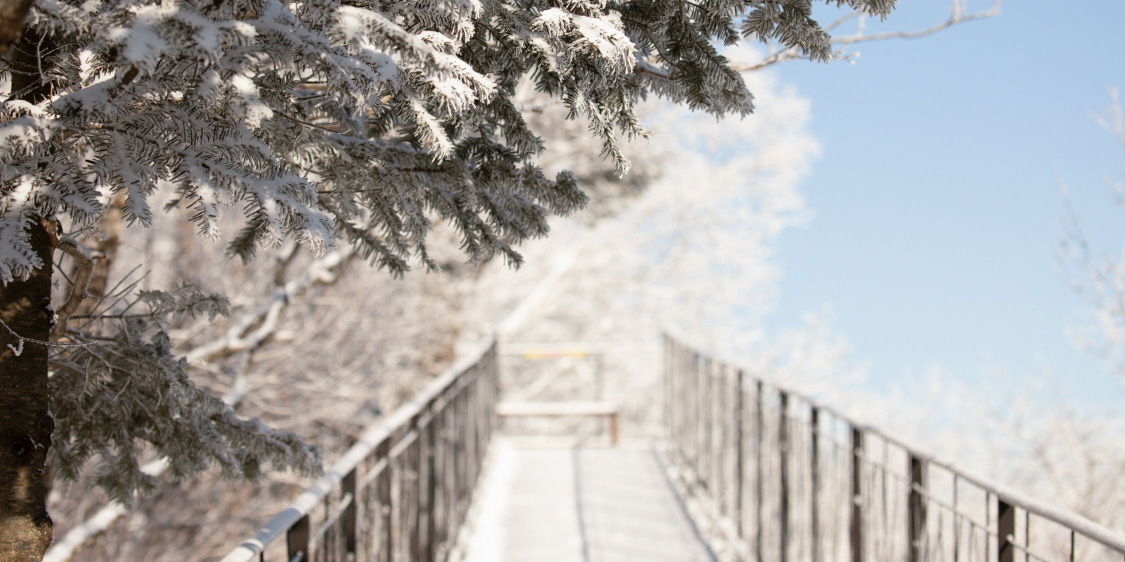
[[0, 0, 34, 53], [0, 216, 56, 561], [0, 27, 61, 561]]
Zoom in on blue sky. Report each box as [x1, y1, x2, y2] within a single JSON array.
[[763, 1, 1125, 406]]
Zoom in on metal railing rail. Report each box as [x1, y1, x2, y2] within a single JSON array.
[[222, 337, 499, 562], [663, 332, 1125, 562]]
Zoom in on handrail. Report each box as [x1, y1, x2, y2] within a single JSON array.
[[859, 424, 1125, 554], [793, 395, 1125, 552], [222, 336, 499, 562], [662, 330, 1125, 562]]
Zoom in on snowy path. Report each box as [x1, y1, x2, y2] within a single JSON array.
[[458, 439, 717, 562]]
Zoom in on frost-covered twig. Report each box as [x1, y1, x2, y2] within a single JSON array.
[[830, 0, 1001, 44], [735, 0, 1002, 72]]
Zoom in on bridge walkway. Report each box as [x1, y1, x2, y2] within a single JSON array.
[[217, 335, 1125, 562], [457, 439, 716, 562]]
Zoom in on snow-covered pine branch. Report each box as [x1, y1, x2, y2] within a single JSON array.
[[2, 0, 902, 280]]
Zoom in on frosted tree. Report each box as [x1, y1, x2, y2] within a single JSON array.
[[0, 0, 906, 558], [1061, 89, 1125, 385], [1045, 89, 1125, 526]]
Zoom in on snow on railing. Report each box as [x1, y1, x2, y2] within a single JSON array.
[[221, 336, 499, 562], [663, 332, 1125, 562]]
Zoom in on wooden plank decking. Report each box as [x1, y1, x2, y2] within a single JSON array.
[[457, 439, 717, 562]]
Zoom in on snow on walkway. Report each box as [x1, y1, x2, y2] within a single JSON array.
[[458, 439, 717, 562]]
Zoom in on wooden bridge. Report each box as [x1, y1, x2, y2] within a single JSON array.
[[219, 335, 1125, 562]]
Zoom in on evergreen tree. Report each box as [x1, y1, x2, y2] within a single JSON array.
[[0, 0, 897, 558]]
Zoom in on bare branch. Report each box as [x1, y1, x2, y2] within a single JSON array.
[[733, 0, 1002, 73], [1094, 87, 1125, 150], [830, 0, 1002, 44], [51, 238, 101, 341], [183, 246, 355, 364], [734, 49, 809, 73]]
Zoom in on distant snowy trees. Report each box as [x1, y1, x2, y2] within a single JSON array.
[[1045, 89, 1125, 531], [1062, 89, 1125, 382], [465, 60, 866, 434], [0, 0, 908, 558]]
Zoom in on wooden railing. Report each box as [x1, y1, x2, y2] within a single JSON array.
[[222, 337, 499, 562], [663, 333, 1125, 562]]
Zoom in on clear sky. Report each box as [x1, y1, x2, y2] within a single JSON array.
[[762, 1, 1125, 407]]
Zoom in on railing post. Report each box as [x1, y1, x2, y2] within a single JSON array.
[[734, 369, 745, 539], [422, 422, 437, 562], [343, 468, 358, 558], [953, 477, 961, 562], [694, 353, 704, 481], [672, 339, 683, 459], [287, 514, 310, 562], [690, 353, 700, 474], [486, 342, 498, 443], [377, 440, 393, 562], [811, 406, 820, 562], [909, 454, 927, 562], [681, 342, 689, 460], [455, 391, 469, 527], [779, 391, 790, 562], [755, 379, 765, 562], [669, 341, 677, 455], [664, 334, 672, 446], [851, 426, 864, 562], [408, 430, 422, 562], [998, 499, 1016, 562], [702, 356, 713, 491], [715, 363, 728, 516]]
